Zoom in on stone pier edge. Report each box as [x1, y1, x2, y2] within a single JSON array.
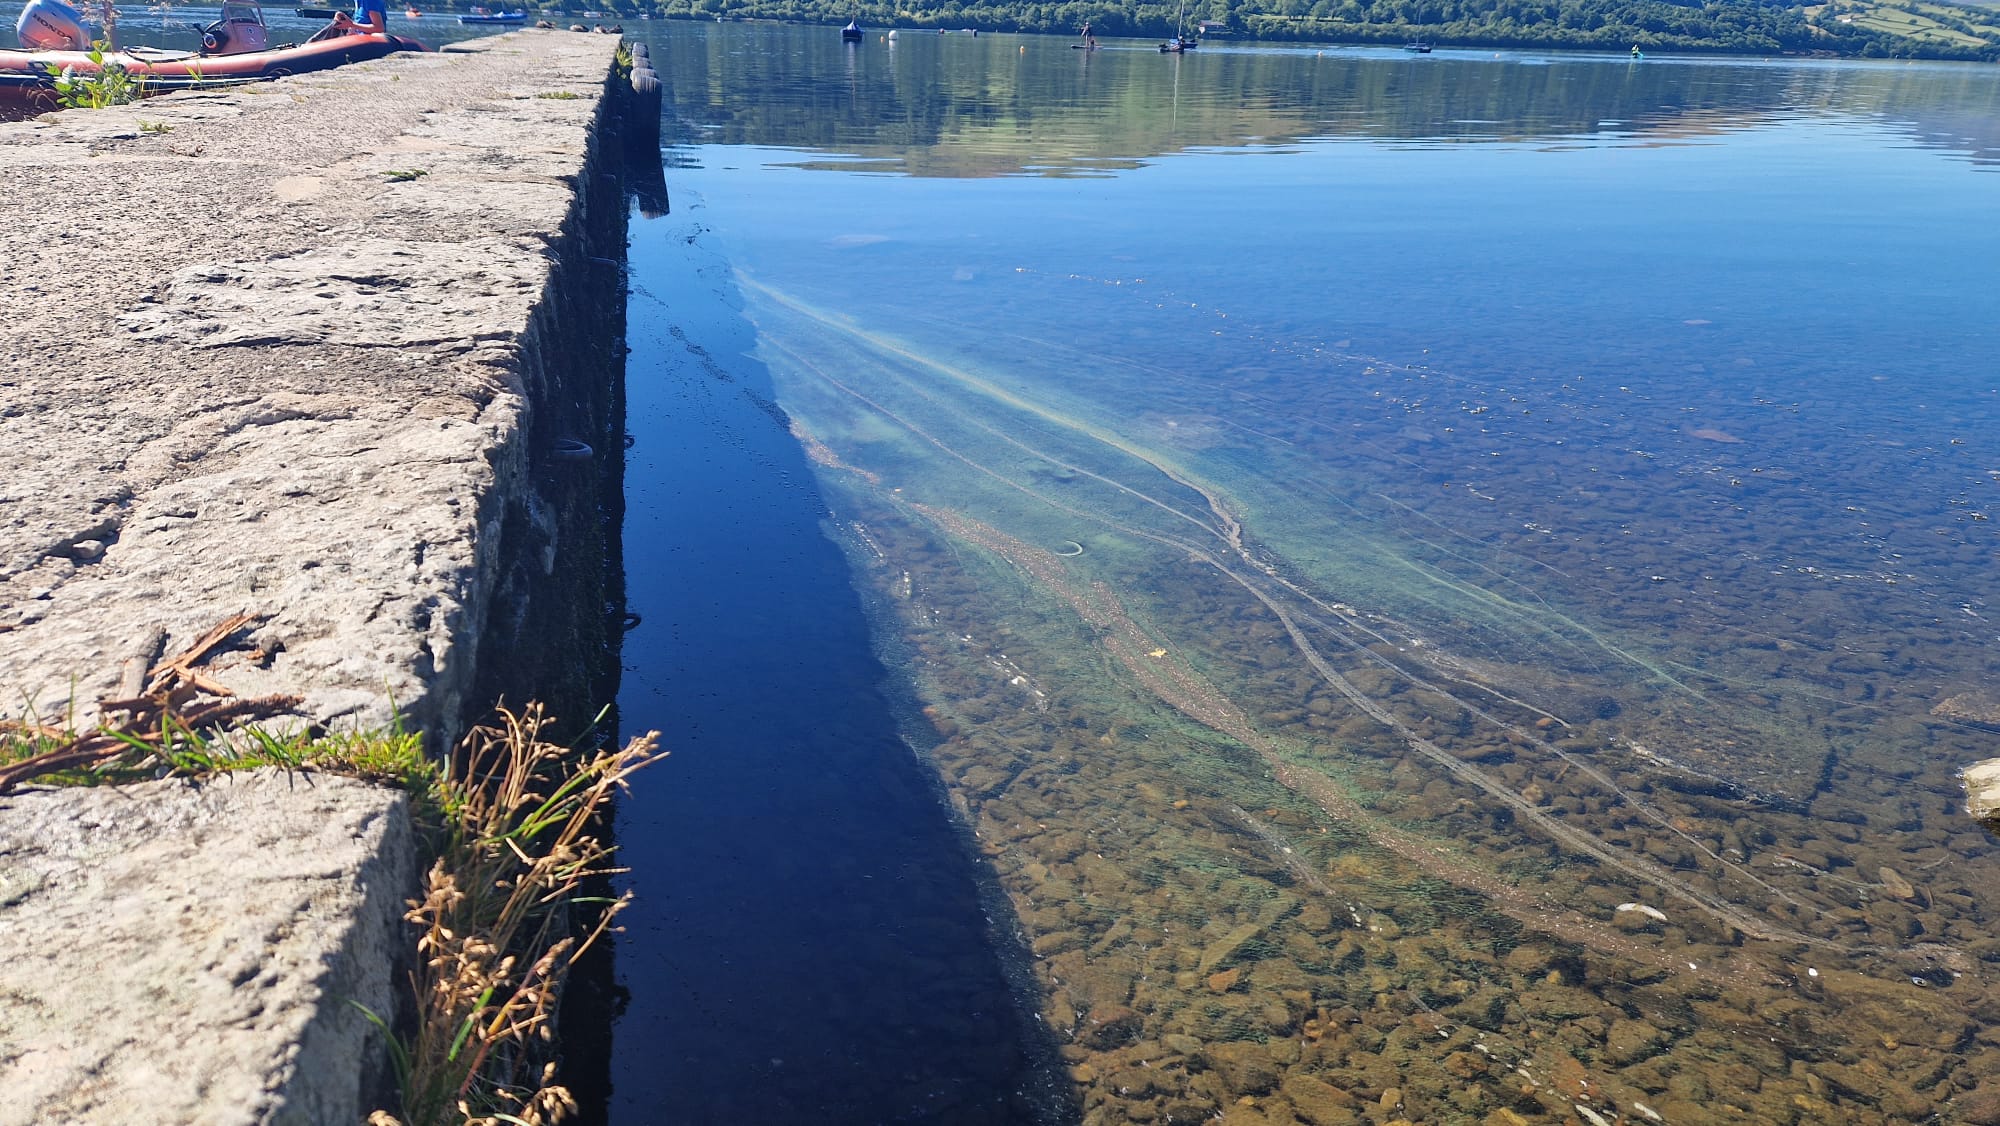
[[0, 33, 645, 1125]]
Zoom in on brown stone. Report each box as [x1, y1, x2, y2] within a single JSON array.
[[921, 706, 960, 737], [1937, 693, 2000, 725], [1162, 1099, 1220, 1124], [1080, 1004, 1143, 1050], [1603, 1018, 1668, 1065], [1207, 1041, 1282, 1096], [1207, 967, 1244, 993], [1220, 1104, 1283, 1126], [1070, 961, 1137, 1009], [1503, 944, 1554, 977], [1031, 930, 1079, 957], [1295, 902, 1334, 934], [1959, 1086, 2000, 1126], [1442, 1050, 1490, 1079], [1199, 923, 1268, 974], [1878, 865, 1918, 901], [1107, 1066, 1180, 1100], [1279, 1074, 1360, 1126]]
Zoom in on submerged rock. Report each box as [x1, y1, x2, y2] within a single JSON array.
[[1079, 1003, 1143, 1050], [1936, 691, 2000, 726], [1958, 1085, 2000, 1126], [1877, 865, 1918, 901], [1198, 922, 1268, 975]]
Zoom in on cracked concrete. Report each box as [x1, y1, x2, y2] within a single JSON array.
[[0, 771, 416, 1126], [0, 31, 622, 741]]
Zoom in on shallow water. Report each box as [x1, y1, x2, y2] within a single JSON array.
[[632, 24, 2000, 1126], [609, 180, 1059, 1122]]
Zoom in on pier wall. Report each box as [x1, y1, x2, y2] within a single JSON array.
[[0, 31, 638, 1124]]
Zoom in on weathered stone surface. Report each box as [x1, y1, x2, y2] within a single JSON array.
[[119, 239, 549, 349], [0, 770, 414, 1126], [0, 30, 626, 1126], [0, 31, 623, 744]]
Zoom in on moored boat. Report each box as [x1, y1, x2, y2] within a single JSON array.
[[2, 0, 427, 107], [458, 8, 526, 22], [1403, 40, 1433, 52], [840, 19, 862, 41], [1158, 0, 1197, 53]]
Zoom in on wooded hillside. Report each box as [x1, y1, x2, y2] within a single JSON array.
[[640, 0, 2000, 59]]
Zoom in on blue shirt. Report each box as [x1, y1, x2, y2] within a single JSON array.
[[354, 0, 387, 25]]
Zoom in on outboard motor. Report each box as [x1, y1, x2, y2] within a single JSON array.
[[200, 0, 269, 55], [16, 0, 91, 50]]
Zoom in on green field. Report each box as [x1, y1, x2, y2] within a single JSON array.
[[1828, 0, 1997, 45]]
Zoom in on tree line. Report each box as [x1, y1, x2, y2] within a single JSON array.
[[625, 0, 2000, 60]]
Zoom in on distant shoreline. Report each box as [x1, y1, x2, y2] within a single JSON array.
[[660, 7, 2000, 63]]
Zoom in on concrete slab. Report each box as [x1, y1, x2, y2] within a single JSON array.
[[0, 30, 624, 741], [0, 30, 630, 1124], [0, 770, 414, 1126]]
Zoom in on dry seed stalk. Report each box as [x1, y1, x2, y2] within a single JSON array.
[[380, 704, 662, 1126], [0, 613, 299, 794]]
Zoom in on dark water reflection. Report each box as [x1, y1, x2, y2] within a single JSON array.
[[610, 213, 1071, 1123]]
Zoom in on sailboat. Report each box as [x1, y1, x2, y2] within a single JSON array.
[[1159, 0, 1197, 51]]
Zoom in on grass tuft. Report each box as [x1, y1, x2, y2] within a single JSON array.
[[0, 614, 664, 1126], [368, 704, 662, 1126]]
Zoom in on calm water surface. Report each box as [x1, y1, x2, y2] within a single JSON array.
[[616, 23, 2000, 1126]]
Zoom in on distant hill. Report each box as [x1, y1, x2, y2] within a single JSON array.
[[652, 0, 2000, 59]]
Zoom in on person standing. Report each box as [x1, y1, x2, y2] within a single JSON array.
[[1081, 20, 1096, 47], [334, 0, 388, 35]]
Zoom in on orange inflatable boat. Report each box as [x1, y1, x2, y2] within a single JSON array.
[[2, 0, 427, 106]]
